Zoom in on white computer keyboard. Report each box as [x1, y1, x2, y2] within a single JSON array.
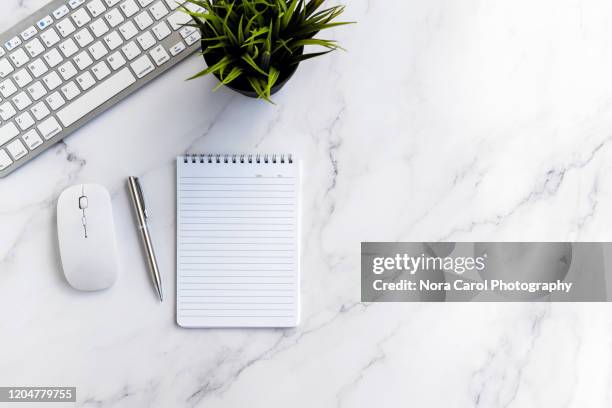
[[0, 0, 204, 177]]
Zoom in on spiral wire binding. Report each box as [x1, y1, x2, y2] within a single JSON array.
[[183, 154, 293, 164]]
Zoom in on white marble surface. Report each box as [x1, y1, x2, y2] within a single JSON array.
[[2, 0, 612, 407]]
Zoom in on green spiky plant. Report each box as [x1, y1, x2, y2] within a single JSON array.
[[181, 0, 352, 102]]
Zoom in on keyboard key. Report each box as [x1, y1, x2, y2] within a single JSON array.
[[27, 58, 48, 78], [20, 26, 38, 41], [43, 71, 62, 90], [74, 51, 94, 70], [136, 31, 155, 50], [150, 44, 169, 66], [76, 71, 96, 90], [104, 31, 123, 50], [90, 18, 110, 37], [45, 92, 66, 110], [13, 69, 33, 88], [107, 51, 126, 70], [0, 79, 17, 98], [119, 21, 139, 40], [38, 117, 62, 140], [61, 81, 81, 100], [26, 81, 47, 100], [0, 58, 14, 77], [57, 67, 135, 127], [12, 91, 32, 110], [22, 129, 43, 150], [75, 28, 95, 47], [105, 0, 121, 6], [0, 102, 16, 120], [150, 2, 169, 20], [89, 41, 108, 60], [92, 61, 111, 80], [179, 26, 196, 39], [43, 49, 64, 68], [184, 2, 204, 13], [120, 0, 140, 17], [0, 149, 13, 170], [72, 8, 92, 27], [6, 139, 27, 160], [167, 11, 191, 30], [165, 0, 179, 10], [105, 9, 125, 28], [4, 37, 22, 52], [59, 38, 79, 57], [41, 28, 61, 47], [25, 39, 45, 58], [134, 11, 153, 30], [87, 0, 107, 17], [152, 21, 170, 40], [0, 121, 18, 144], [185, 31, 201, 46], [169, 41, 185, 56], [15, 111, 35, 131], [69, 0, 87, 8], [57, 18, 76, 37], [122, 41, 141, 60], [138, 0, 154, 6], [59, 61, 78, 80], [0, 49, 5, 58], [53, 5, 70, 20], [31, 101, 51, 120], [10, 49, 30, 68], [37, 15, 54, 31], [130, 54, 154, 78]]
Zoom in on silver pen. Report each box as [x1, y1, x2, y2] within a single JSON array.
[[128, 176, 164, 302]]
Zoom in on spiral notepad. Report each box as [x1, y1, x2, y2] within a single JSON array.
[[176, 154, 301, 328]]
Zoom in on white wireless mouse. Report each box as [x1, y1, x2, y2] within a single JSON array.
[[57, 184, 119, 291]]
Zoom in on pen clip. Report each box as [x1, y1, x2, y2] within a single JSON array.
[[132, 177, 149, 219]]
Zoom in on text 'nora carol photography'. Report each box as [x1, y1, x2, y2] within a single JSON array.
[[372, 278, 572, 294]]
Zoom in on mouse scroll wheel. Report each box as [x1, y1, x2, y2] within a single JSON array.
[[79, 196, 88, 210]]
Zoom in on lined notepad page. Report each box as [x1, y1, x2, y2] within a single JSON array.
[[176, 155, 300, 328]]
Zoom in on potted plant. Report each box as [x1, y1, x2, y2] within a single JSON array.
[[181, 0, 352, 102]]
